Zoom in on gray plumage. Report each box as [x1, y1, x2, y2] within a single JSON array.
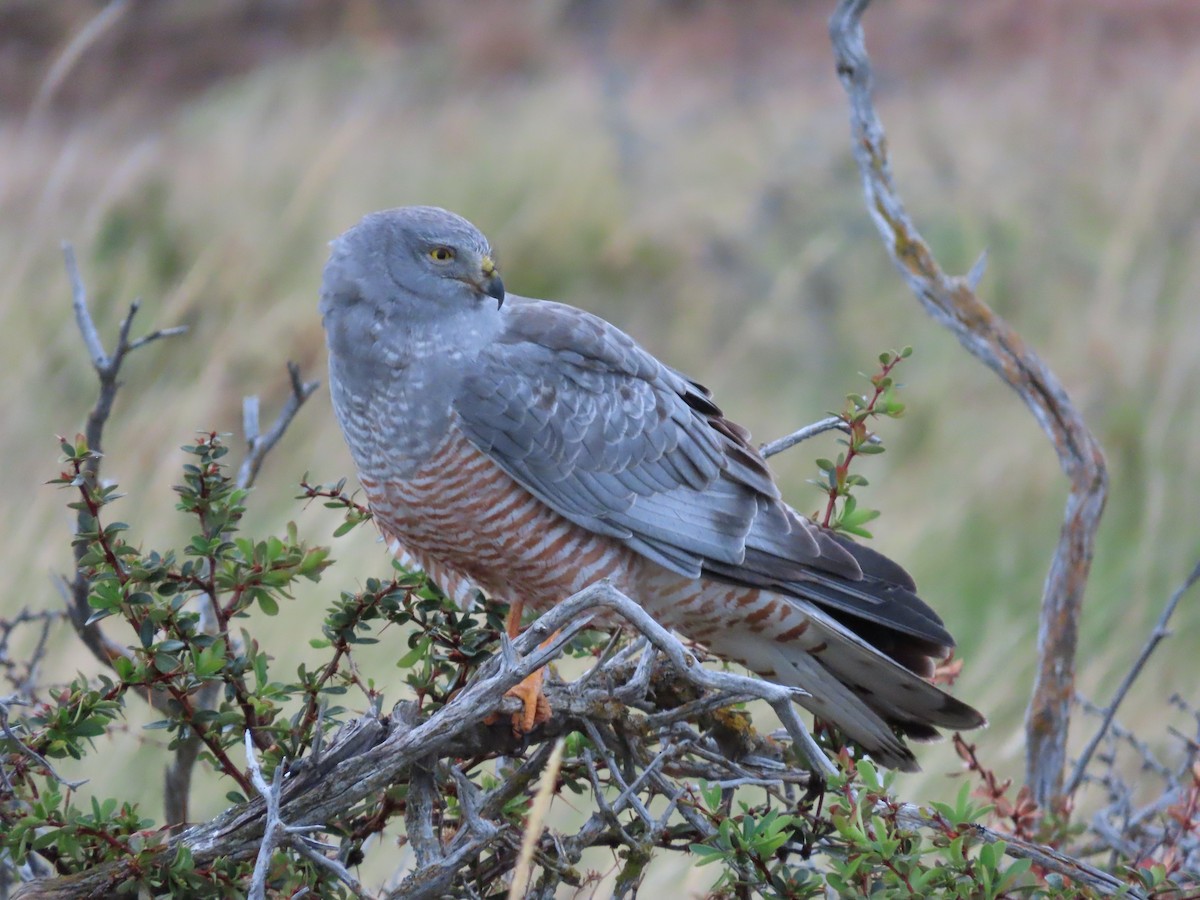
[[321, 205, 985, 771]]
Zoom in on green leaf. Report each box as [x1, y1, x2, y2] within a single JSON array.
[[85, 608, 113, 626], [257, 593, 279, 616], [396, 635, 431, 669], [113, 655, 135, 680], [687, 844, 724, 866], [856, 759, 880, 791]]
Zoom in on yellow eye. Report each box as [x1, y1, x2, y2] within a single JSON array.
[[429, 246, 455, 263]]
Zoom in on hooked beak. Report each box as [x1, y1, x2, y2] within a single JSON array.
[[479, 255, 505, 307]]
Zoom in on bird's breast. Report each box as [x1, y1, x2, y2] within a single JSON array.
[[360, 424, 642, 609]]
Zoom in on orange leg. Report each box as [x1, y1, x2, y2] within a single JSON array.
[[502, 600, 553, 734]]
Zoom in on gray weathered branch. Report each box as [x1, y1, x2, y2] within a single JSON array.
[[237, 361, 320, 491], [760, 415, 846, 459], [13, 582, 1138, 899], [828, 0, 1109, 807]]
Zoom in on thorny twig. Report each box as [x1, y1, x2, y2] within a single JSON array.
[[1072, 695, 1199, 879], [0, 698, 87, 793], [1066, 558, 1200, 796], [0, 609, 63, 701], [828, 0, 1108, 807]]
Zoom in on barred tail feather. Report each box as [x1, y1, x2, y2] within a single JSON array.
[[707, 593, 986, 772]]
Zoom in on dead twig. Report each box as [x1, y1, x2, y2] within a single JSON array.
[[828, 0, 1108, 807], [237, 361, 320, 491], [62, 242, 187, 671], [244, 731, 369, 900], [760, 416, 845, 459], [1067, 559, 1200, 797]]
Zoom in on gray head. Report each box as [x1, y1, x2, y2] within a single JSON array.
[[322, 207, 509, 469], [320, 206, 505, 337]]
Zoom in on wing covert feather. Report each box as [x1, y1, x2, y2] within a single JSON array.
[[455, 298, 763, 574], [453, 297, 953, 649]]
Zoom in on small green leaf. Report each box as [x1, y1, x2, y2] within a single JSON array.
[[397, 636, 431, 669], [257, 593, 279, 616]]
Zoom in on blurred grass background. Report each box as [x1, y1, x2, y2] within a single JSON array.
[[3, 0, 1200, 892]]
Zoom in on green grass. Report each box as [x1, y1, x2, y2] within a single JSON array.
[[3, 10, 1199, 892]]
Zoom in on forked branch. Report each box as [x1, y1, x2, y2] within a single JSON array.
[[62, 243, 188, 671]]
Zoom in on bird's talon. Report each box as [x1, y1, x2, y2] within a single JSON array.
[[507, 668, 551, 735]]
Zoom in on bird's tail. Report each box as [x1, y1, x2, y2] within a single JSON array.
[[705, 593, 985, 772]]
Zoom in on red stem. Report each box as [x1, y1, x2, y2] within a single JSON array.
[[820, 356, 903, 528]]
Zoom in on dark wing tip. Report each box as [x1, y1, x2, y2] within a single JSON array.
[[830, 532, 918, 592]]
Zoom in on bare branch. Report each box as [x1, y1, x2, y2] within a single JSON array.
[[237, 361, 320, 490], [760, 415, 846, 459], [245, 732, 286, 900], [828, 0, 1108, 807], [1067, 558, 1200, 796], [126, 326, 189, 353], [404, 758, 443, 869], [64, 245, 106, 370], [60, 244, 188, 671]]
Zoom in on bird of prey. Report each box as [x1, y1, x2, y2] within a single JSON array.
[[320, 205, 984, 771]]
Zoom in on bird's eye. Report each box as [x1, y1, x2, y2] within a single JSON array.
[[428, 246, 455, 263]]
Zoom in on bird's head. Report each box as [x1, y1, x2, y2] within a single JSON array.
[[319, 206, 506, 336]]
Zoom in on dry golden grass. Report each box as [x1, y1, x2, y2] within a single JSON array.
[[3, 2, 1200, 892]]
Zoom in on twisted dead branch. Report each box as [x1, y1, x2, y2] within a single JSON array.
[[828, 0, 1109, 808]]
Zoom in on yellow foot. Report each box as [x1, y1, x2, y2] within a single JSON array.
[[506, 667, 552, 735]]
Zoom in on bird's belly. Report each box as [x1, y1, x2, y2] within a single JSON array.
[[359, 427, 641, 610]]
